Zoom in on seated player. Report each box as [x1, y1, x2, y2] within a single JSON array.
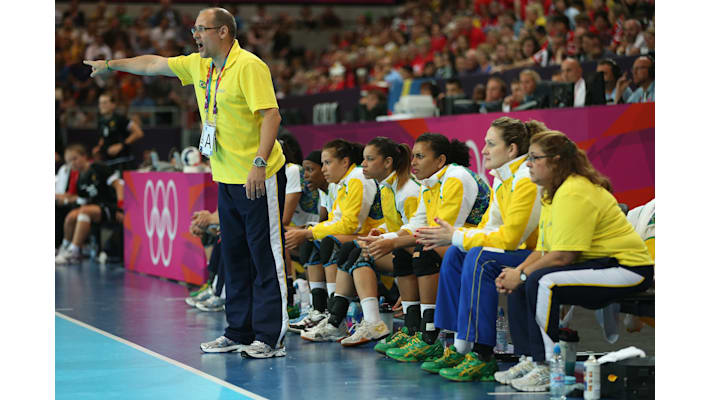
[[301, 137, 420, 345], [494, 130, 654, 392], [285, 140, 380, 333], [413, 117, 548, 382], [360, 133, 491, 361], [56, 144, 124, 265]]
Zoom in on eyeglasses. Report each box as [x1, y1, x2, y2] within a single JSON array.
[[526, 153, 554, 162], [191, 25, 222, 35]]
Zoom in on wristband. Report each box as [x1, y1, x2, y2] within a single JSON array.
[[106, 60, 112, 72], [117, 199, 124, 209]]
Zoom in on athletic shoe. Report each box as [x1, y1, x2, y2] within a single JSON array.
[[511, 365, 550, 392], [287, 304, 301, 319], [186, 286, 213, 307], [200, 336, 248, 353], [421, 345, 466, 374], [196, 295, 225, 312], [289, 306, 312, 324], [241, 340, 287, 359], [341, 320, 390, 347], [55, 248, 80, 265], [438, 352, 498, 382], [494, 355, 535, 384], [189, 282, 211, 297], [373, 326, 411, 354], [288, 308, 327, 333], [386, 332, 444, 362], [300, 318, 348, 342]]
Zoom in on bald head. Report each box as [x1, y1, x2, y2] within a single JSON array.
[[561, 58, 582, 83], [199, 7, 237, 39]]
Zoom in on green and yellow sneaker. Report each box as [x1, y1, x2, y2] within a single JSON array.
[[386, 332, 444, 363], [374, 326, 411, 354], [189, 282, 210, 297], [438, 352, 498, 382], [287, 304, 301, 319], [421, 345, 466, 374]]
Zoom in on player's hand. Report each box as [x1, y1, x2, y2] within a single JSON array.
[[192, 210, 212, 228], [246, 166, 266, 200], [415, 217, 455, 250], [115, 210, 124, 224], [83, 60, 110, 78], [367, 238, 395, 260], [285, 229, 309, 250]]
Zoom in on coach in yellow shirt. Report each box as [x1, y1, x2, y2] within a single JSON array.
[[494, 130, 654, 392], [84, 7, 288, 359]]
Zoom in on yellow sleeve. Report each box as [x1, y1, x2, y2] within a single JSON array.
[[645, 238, 655, 261], [239, 59, 279, 114], [399, 192, 426, 235], [403, 196, 419, 222], [167, 54, 198, 86], [436, 178, 465, 226], [460, 178, 538, 251], [310, 179, 364, 240], [475, 189, 495, 229], [549, 192, 598, 252]]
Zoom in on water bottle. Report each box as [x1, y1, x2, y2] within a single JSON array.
[[549, 344, 565, 399], [583, 354, 601, 400], [495, 307, 508, 353]]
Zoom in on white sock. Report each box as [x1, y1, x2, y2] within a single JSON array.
[[309, 281, 326, 290], [420, 304, 436, 317], [296, 279, 311, 308], [309, 281, 325, 309], [360, 297, 381, 323], [401, 301, 420, 314], [326, 282, 337, 297], [421, 304, 437, 331], [68, 243, 80, 253], [454, 338, 473, 354], [61, 239, 70, 248]]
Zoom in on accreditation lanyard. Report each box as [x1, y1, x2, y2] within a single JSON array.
[[203, 45, 232, 124]]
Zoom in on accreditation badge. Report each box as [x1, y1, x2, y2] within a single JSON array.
[[199, 122, 216, 157]]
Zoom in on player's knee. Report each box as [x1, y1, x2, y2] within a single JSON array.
[[412, 244, 442, 277], [392, 248, 414, 277], [319, 235, 341, 266]]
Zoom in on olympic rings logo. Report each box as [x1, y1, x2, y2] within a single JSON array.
[[143, 179, 179, 267]]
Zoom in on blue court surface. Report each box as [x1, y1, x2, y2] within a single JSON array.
[[55, 261, 578, 399]]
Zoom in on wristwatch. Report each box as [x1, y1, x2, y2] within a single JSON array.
[[253, 156, 267, 168], [519, 271, 527, 282]]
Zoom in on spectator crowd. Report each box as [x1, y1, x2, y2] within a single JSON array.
[[56, 0, 654, 119]]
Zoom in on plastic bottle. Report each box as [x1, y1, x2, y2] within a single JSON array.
[[583, 354, 601, 400], [549, 344, 565, 399], [495, 307, 508, 353]]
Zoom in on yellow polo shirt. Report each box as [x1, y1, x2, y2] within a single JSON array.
[[536, 174, 653, 267], [168, 40, 285, 184]]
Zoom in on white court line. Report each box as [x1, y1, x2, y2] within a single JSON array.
[[487, 392, 548, 395], [55, 312, 267, 400]]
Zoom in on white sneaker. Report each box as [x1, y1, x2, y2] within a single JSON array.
[[341, 319, 390, 347], [200, 336, 248, 353], [300, 318, 347, 342], [55, 248, 80, 265], [288, 308, 327, 333], [185, 287, 213, 307], [495, 355, 535, 384], [196, 295, 225, 312], [511, 365, 550, 392], [241, 340, 287, 359]]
